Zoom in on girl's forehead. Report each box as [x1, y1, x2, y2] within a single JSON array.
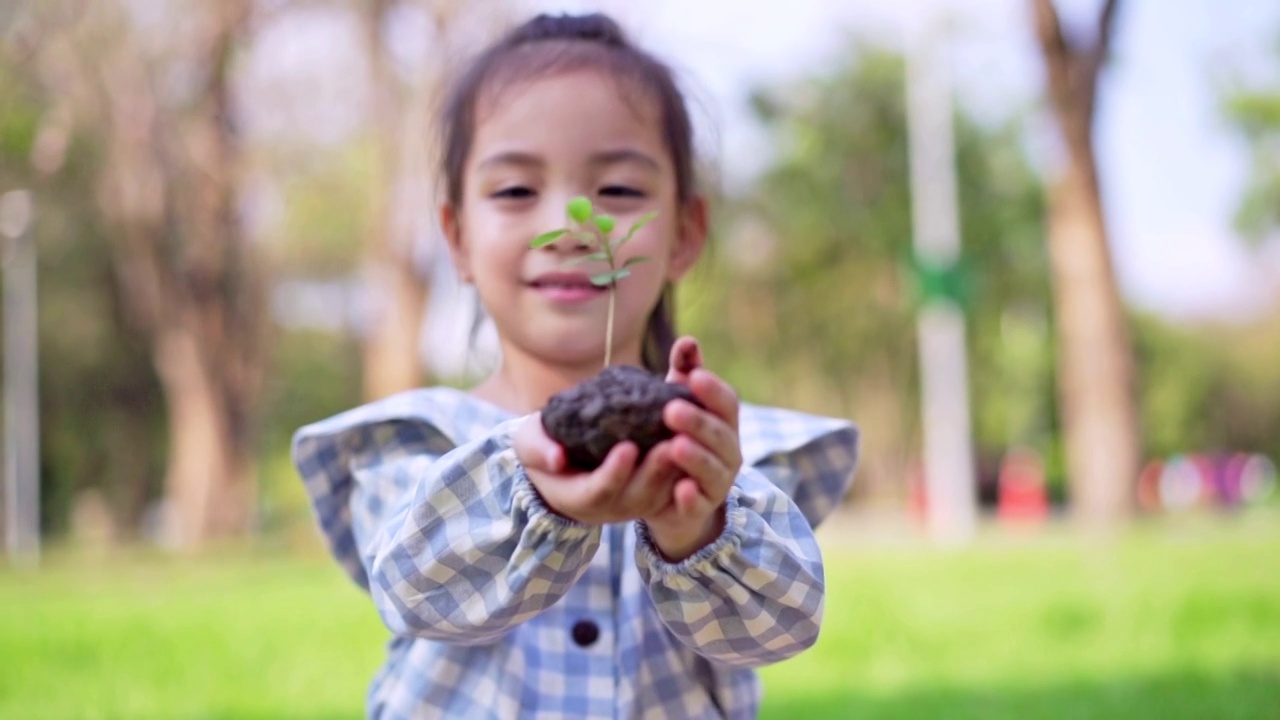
[[471, 70, 666, 158]]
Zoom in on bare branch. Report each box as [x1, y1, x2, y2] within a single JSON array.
[[1082, 0, 1122, 125], [1097, 0, 1121, 56], [1032, 0, 1075, 118]]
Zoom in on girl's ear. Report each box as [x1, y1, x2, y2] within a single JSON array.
[[667, 195, 708, 281], [441, 202, 472, 283]]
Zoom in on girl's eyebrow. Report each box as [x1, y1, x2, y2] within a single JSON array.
[[590, 149, 661, 171], [475, 149, 661, 172], [476, 151, 542, 171]]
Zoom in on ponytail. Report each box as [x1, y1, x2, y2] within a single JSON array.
[[642, 284, 676, 374]]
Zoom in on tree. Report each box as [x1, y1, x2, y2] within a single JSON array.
[[30, 1, 267, 546], [1032, 0, 1141, 527], [358, 0, 509, 400], [2, 10, 174, 543], [1223, 32, 1280, 244], [681, 46, 1049, 504], [359, 0, 435, 400]]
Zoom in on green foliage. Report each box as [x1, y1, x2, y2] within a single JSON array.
[[530, 196, 656, 367], [0, 66, 40, 159], [0, 56, 168, 538], [3, 518, 1278, 718], [1133, 311, 1280, 463], [592, 214, 616, 234], [682, 44, 1052, 496], [1223, 56, 1280, 243], [267, 140, 378, 275], [531, 228, 568, 248], [255, 330, 363, 532], [591, 269, 631, 286], [620, 210, 658, 243], [567, 195, 593, 224], [530, 196, 656, 280]]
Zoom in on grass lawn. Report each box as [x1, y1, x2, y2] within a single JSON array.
[[1, 512, 1278, 719]]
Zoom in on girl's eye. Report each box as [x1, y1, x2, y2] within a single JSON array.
[[492, 186, 535, 199], [599, 185, 646, 198]]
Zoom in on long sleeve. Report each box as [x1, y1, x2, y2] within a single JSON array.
[[366, 421, 603, 644], [633, 467, 825, 669], [739, 404, 859, 529]]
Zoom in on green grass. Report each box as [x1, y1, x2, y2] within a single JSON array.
[[1, 514, 1278, 720]]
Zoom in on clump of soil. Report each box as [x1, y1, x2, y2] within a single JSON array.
[[541, 365, 699, 471]]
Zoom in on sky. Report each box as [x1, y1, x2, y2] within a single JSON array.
[[530, 0, 1280, 322]]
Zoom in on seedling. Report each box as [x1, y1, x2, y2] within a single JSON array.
[[531, 197, 658, 368]]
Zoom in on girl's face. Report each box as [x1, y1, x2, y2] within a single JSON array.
[[443, 70, 705, 372]]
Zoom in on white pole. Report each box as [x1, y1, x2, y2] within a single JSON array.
[[905, 8, 977, 545], [2, 189, 39, 566]]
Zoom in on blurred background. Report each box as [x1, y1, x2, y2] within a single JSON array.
[[1, 0, 1278, 718]]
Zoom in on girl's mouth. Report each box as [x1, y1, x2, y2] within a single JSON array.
[[528, 272, 607, 304]]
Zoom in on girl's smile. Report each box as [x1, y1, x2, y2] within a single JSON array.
[[526, 270, 610, 305]]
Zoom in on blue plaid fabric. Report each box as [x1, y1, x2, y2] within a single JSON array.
[[293, 387, 858, 719]]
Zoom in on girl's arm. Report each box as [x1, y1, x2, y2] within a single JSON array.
[[635, 467, 828, 669], [364, 420, 603, 645], [633, 337, 857, 668]]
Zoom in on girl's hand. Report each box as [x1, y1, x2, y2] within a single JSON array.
[[643, 337, 743, 561], [514, 414, 681, 525]]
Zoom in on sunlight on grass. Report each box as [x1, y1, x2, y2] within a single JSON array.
[[1, 514, 1277, 719]]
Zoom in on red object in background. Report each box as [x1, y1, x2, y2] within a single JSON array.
[[997, 448, 1048, 525], [907, 460, 929, 527], [1136, 460, 1164, 513]]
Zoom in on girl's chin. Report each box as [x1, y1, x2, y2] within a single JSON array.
[[526, 334, 637, 369]]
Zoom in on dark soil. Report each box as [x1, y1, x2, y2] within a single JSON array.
[[541, 365, 699, 471]]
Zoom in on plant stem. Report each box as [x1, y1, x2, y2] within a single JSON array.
[[604, 285, 616, 368]]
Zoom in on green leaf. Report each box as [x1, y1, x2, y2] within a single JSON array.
[[623, 256, 651, 268], [618, 210, 659, 244], [563, 252, 610, 267], [590, 268, 631, 286], [593, 214, 616, 234], [567, 196, 593, 224], [530, 228, 567, 248]]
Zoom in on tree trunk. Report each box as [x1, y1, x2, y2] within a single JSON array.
[[359, 0, 434, 401], [1045, 145, 1140, 525], [163, 0, 262, 542], [1034, 0, 1141, 527], [53, 0, 264, 546], [154, 322, 254, 544], [363, 259, 430, 400]]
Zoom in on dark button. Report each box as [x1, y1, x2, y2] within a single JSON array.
[[571, 620, 600, 648]]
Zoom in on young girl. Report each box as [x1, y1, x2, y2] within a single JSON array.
[[293, 13, 858, 719]]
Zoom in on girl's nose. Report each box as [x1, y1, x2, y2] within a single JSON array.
[[548, 230, 591, 252]]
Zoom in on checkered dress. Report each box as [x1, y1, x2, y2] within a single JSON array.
[[293, 387, 858, 719]]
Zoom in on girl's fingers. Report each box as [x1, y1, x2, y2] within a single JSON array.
[[514, 414, 565, 474], [666, 336, 703, 385], [688, 369, 739, 431], [586, 441, 638, 507], [670, 435, 733, 500], [621, 441, 678, 516], [673, 477, 711, 519], [664, 400, 741, 470]]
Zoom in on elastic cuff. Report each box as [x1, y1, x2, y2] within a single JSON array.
[[510, 457, 593, 538], [635, 484, 746, 578]]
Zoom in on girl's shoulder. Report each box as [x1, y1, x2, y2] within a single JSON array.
[[738, 402, 857, 468], [291, 386, 515, 590], [294, 385, 513, 452], [738, 403, 859, 528]]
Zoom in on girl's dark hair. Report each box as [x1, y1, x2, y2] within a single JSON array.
[[441, 13, 696, 374]]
